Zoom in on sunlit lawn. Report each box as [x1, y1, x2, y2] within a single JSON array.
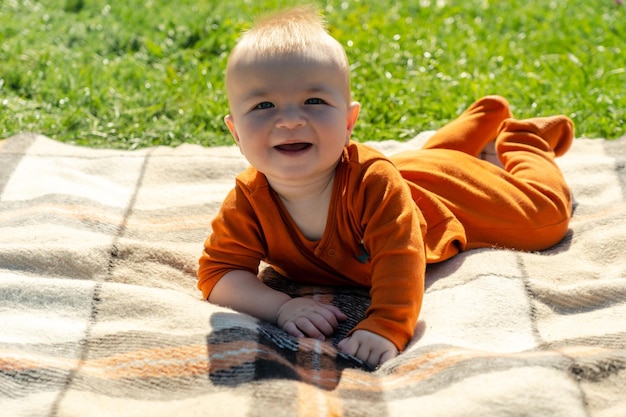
[[1, 0, 624, 148]]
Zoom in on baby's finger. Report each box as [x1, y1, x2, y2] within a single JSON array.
[[313, 308, 340, 331], [317, 304, 347, 329], [283, 321, 305, 338], [293, 318, 326, 341], [337, 336, 357, 356], [308, 312, 337, 336], [379, 349, 397, 365], [354, 345, 374, 366], [365, 351, 382, 368], [324, 304, 347, 321]]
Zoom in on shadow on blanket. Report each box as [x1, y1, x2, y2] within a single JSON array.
[[207, 267, 374, 390]]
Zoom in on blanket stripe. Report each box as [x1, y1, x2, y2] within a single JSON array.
[[1, 132, 625, 416]]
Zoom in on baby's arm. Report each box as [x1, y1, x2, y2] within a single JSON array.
[[209, 270, 346, 341]]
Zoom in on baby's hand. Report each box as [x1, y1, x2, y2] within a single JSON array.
[[276, 297, 347, 341], [337, 330, 398, 368]]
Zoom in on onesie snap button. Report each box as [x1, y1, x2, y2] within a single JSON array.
[[326, 248, 336, 257]]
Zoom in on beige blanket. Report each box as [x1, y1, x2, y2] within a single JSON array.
[[1, 132, 625, 416]]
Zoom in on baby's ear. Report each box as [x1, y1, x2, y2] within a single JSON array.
[[345, 102, 361, 144], [224, 115, 241, 146]]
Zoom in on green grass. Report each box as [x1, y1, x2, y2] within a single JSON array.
[[1, 0, 624, 148]]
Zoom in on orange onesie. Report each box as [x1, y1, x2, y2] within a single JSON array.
[[198, 96, 573, 351]]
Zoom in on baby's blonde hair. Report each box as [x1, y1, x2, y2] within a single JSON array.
[[239, 6, 340, 57], [226, 5, 352, 97]]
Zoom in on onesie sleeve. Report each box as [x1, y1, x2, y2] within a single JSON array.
[[197, 183, 266, 300], [348, 159, 426, 350]]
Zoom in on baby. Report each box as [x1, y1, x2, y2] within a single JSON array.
[[198, 5, 573, 368]]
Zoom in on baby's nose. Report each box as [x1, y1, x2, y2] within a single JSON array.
[[276, 107, 306, 129]]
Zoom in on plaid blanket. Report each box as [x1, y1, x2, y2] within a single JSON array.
[[1, 132, 625, 416]]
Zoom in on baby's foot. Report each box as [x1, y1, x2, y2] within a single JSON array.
[[497, 116, 574, 157]]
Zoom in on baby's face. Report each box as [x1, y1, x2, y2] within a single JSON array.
[[224, 53, 360, 187]]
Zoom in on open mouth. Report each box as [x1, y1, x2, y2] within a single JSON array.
[[274, 143, 312, 152]]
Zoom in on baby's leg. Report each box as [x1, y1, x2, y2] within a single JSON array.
[[477, 115, 573, 250], [421, 95, 512, 156], [416, 115, 572, 253]]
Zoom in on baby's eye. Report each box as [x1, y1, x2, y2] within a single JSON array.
[[305, 98, 326, 105], [254, 102, 274, 110]]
